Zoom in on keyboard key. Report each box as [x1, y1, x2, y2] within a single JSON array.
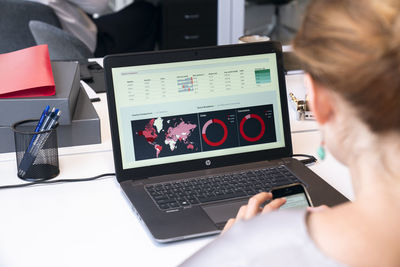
[[245, 189, 256, 195], [159, 204, 170, 210], [197, 191, 246, 203], [180, 200, 190, 207], [169, 202, 180, 208], [188, 198, 199, 204], [153, 195, 168, 201], [156, 199, 174, 205]]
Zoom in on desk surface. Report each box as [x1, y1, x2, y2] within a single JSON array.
[[0, 74, 352, 267]]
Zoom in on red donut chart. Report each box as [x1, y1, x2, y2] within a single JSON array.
[[202, 118, 228, 147], [240, 114, 265, 142]]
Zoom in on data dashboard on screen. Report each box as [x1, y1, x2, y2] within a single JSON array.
[[111, 53, 286, 170]]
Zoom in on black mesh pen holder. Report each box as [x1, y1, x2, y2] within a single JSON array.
[[12, 119, 59, 181]]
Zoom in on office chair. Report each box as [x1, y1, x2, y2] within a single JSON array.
[[0, 0, 61, 53], [29, 21, 93, 63], [0, 0, 92, 63], [246, 0, 297, 40]]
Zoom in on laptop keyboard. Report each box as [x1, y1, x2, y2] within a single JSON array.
[[145, 165, 303, 211]]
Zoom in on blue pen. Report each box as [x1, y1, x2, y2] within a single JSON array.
[[44, 110, 61, 131], [29, 110, 60, 155], [36, 106, 50, 132], [38, 107, 56, 132], [27, 105, 50, 150]]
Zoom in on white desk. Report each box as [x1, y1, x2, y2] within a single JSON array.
[[0, 74, 352, 267]]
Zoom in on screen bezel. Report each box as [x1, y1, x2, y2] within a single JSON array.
[[104, 41, 293, 183]]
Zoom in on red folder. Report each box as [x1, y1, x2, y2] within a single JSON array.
[[0, 45, 55, 98]]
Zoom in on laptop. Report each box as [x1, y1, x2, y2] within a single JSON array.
[[104, 41, 348, 243]]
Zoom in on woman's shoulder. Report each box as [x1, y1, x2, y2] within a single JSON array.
[[308, 203, 400, 267], [235, 209, 346, 266], [181, 209, 345, 267]]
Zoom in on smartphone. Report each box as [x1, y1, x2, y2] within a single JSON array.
[[271, 183, 313, 209]]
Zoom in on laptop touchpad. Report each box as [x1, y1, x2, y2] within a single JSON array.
[[202, 199, 248, 228]]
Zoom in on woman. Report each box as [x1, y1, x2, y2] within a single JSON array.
[[181, 0, 400, 266]]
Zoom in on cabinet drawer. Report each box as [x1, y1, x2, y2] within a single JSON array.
[[162, 0, 217, 27], [164, 27, 217, 49]]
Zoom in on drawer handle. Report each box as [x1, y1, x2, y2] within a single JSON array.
[[184, 35, 200, 40], [184, 14, 200, 20]]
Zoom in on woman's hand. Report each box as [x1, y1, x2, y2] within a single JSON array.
[[222, 192, 286, 234], [307, 205, 329, 213]]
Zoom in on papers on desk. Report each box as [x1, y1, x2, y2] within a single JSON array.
[[0, 45, 55, 98], [80, 80, 100, 102]]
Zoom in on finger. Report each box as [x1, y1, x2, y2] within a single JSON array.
[[307, 205, 329, 212], [262, 198, 286, 213], [236, 205, 247, 220], [221, 218, 235, 234], [245, 192, 273, 220]]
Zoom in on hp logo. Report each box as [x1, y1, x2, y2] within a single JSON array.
[[205, 160, 211, 166]]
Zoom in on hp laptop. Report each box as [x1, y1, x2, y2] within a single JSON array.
[[104, 42, 347, 243]]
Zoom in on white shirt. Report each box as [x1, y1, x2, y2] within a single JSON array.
[[28, 0, 110, 52], [180, 209, 346, 267]]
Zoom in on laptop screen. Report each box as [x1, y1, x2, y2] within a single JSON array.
[[111, 52, 286, 170]]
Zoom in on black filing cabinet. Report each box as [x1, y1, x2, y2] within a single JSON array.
[[160, 0, 218, 49]]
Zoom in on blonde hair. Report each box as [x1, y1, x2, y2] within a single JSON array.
[[293, 0, 400, 133]]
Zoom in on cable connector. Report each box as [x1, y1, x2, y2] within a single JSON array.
[[292, 154, 317, 165]]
